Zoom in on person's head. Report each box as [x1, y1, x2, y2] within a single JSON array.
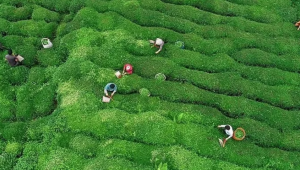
[[110, 84, 115, 89], [225, 125, 230, 130], [8, 49, 12, 55]]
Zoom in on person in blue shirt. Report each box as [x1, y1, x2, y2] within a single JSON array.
[[104, 83, 117, 98]]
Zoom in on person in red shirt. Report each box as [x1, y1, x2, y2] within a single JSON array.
[[295, 21, 300, 30], [122, 64, 133, 75]]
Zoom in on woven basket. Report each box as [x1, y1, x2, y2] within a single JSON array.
[[233, 127, 246, 141]]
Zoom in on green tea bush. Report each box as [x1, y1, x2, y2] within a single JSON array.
[[113, 94, 160, 114], [5, 142, 22, 156], [52, 58, 85, 82], [38, 148, 85, 170], [161, 0, 283, 23], [165, 146, 250, 170], [83, 156, 152, 170], [0, 18, 10, 34], [15, 84, 35, 120], [2, 122, 27, 141], [4, 66, 29, 85], [32, 83, 56, 116], [69, 134, 98, 158], [0, 5, 32, 21], [166, 47, 237, 72], [32, 0, 70, 13], [0, 153, 16, 170], [99, 139, 157, 166], [0, 96, 15, 121], [59, 27, 104, 54], [232, 49, 300, 72], [14, 45, 37, 67], [36, 48, 63, 66], [125, 39, 155, 56], [226, 0, 296, 22], [139, 0, 223, 25], [127, 112, 177, 145], [27, 67, 48, 85], [9, 20, 57, 38], [174, 124, 300, 169], [69, 0, 86, 13], [0, 35, 39, 49], [85, 0, 109, 13], [139, 0, 297, 37], [32, 6, 60, 22], [239, 66, 300, 86]]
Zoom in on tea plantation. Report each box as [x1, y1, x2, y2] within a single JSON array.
[[1, 0, 300, 169]]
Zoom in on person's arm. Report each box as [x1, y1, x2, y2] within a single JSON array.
[[111, 86, 117, 97], [111, 91, 115, 97], [225, 134, 233, 141], [218, 125, 226, 128], [155, 43, 164, 54], [298, 26, 300, 30], [122, 65, 126, 74], [104, 88, 108, 96]]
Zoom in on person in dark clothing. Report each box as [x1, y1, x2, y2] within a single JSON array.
[[5, 49, 20, 67]]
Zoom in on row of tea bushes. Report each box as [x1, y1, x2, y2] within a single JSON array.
[[57, 105, 300, 169], [232, 48, 300, 72], [160, 0, 283, 23], [138, 0, 298, 37], [32, 6, 61, 23], [0, 4, 32, 21], [68, 7, 300, 58]]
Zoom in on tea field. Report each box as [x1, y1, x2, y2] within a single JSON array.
[[1, 0, 300, 169]]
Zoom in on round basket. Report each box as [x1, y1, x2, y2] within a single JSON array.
[[155, 73, 166, 81], [175, 41, 184, 49], [139, 88, 150, 96], [233, 127, 246, 141]]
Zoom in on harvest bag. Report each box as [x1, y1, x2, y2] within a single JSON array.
[[41, 38, 53, 48]]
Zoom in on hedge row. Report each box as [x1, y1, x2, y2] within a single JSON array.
[[52, 66, 299, 151], [16, 82, 56, 121], [8, 20, 57, 38], [0, 4, 32, 21], [107, 93, 300, 151], [127, 52, 300, 109], [32, 6, 61, 23], [138, 0, 298, 37], [99, 139, 253, 170], [225, 0, 296, 22], [55, 32, 300, 131], [232, 48, 300, 72], [70, 7, 300, 57], [115, 75, 300, 130], [84, 155, 153, 170], [1, 122, 27, 141], [59, 107, 300, 169], [161, 0, 283, 23], [238, 65, 300, 86]]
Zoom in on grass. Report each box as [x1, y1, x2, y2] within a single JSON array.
[[0, 0, 300, 169]]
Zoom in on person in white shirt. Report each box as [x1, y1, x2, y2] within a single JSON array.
[[218, 124, 233, 147], [149, 38, 164, 54]]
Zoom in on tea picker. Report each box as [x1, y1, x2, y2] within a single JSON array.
[[149, 38, 164, 54], [295, 21, 300, 30], [103, 83, 117, 102], [217, 125, 246, 147], [122, 63, 133, 75], [218, 125, 233, 147], [5, 49, 24, 67]]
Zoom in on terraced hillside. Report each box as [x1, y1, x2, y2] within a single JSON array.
[[1, 0, 300, 169]]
